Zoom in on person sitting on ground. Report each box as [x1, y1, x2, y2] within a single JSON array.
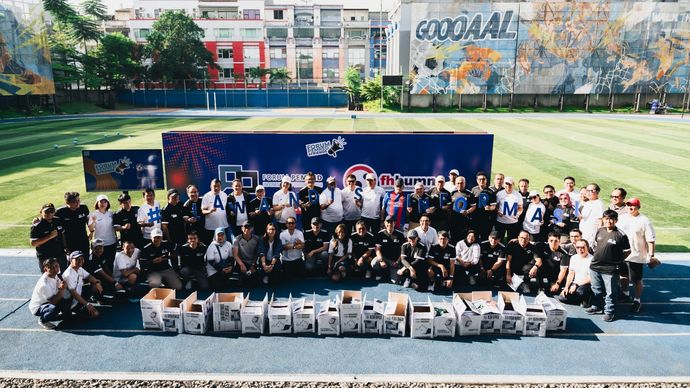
[[61, 251, 102, 320], [327, 223, 352, 282], [233, 222, 260, 285], [279, 216, 305, 280], [140, 228, 182, 290], [505, 230, 537, 294], [29, 258, 70, 330], [205, 228, 234, 291], [398, 229, 430, 290], [113, 240, 143, 299], [532, 232, 569, 295], [84, 238, 125, 303], [178, 230, 208, 291], [303, 217, 330, 275], [427, 230, 455, 292], [351, 220, 376, 279], [258, 223, 283, 285], [372, 216, 405, 282], [454, 229, 481, 288], [557, 239, 593, 307], [478, 231, 506, 288]]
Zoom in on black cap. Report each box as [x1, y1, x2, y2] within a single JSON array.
[[395, 178, 404, 187], [242, 221, 253, 228], [311, 217, 321, 225], [384, 215, 395, 222], [167, 188, 179, 197]]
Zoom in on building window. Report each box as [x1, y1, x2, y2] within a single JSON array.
[[266, 28, 288, 39], [241, 28, 261, 40], [296, 48, 313, 80], [135, 29, 150, 39], [215, 28, 233, 39], [217, 48, 233, 60], [346, 29, 366, 39], [243, 9, 260, 20], [273, 10, 284, 20], [244, 46, 261, 68], [270, 47, 287, 59], [322, 68, 339, 80], [374, 48, 386, 60], [219, 68, 234, 79], [320, 28, 341, 41], [347, 48, 366, 74], [294, 27, 314, 39], [322, 48, 339, 59]]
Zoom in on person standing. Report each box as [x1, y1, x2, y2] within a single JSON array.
[[522, 191, 546, 242], [407, 182, 431, 231], [444, 169, 460, 193], [161, 189, 189, 249], [226, 179, 252, 237], [586, 210, 630, 322], [30, 203, 66, 272], [201, 179, 229, 239], [360, 173, 385, 234], [609, 188, 629, 216], [55, 192, 90, 257], [470, 171, 497, 242], [617, 198, 656, 313], [114, 192, 144, 249], [137, 188, 162, 242], [273, 176, 298, 232], [382, 178, 408, 232], [88, 195, 117, 273], [183, 185, 205, 243], [556, 176, 579, 205], [449, 176, 476, 244], [298, 172, 322, 232], [319, 176, 344, 236], [579, 183, 606, 248], [341, 174, 363, 234], [495, 177, 523, 241], [248, 185, 273, 236]]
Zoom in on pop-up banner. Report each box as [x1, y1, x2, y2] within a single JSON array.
[[161, 132, 493, 195], [82, 149, 165, 192]]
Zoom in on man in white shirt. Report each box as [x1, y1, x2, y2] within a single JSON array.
[[201, 179, 229, 239], [341, 174, 362, 234], [137, 188, 161, 241], [319, 176, 344, 236], [444, 169, 459, 192], [29, 258, 69, 329], [557, 240, 593, 307], [556, 176, 579, 205], [617, 197, 656, 313], [61, 251, 102, 319], [360, 173, 385, 234], [414, 214, 438, 251], [579, 183, 606, 247], [496, 177, 523, 241], [280, 216, 305, 279], [114, 240, 141, 299]]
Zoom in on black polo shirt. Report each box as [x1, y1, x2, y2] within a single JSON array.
[[505, 241, 535, 275], [162, 202, 188, 245], [534, 242, 569, 274], [182, 199, 204, 234], [303, 228, 329, 253], [30, 218, 64, 260], [140, 241, 175, 272], [428, 243, 455, 268], [479, 240, 505, 270], [376, 229, 405, 261], [591, 227, 630, 275], [55, 204, 90, 251], [350, 231, 375, 259], [113, 206, 143, 245], [179, 242, 207, 271]]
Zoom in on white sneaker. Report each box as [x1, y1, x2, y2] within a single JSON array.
[[38, 318, 56, 330], [428, 282, 435, 292], [403, 278, 411, 288], [262, 275, 269, 285], [365, 270, 372, 279]]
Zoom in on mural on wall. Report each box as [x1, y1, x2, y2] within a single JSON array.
[[0, 1, 55, 95], [409, 1, 690, 95]]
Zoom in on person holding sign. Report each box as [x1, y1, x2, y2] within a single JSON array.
[[427, 176, 452, 232], [183, 185, 205, 243], [470, 171, 497, 242], [407, 182, 432, 231], [522, 191, 546, 243], [137, 188, 162, 242], [273, 176, 298, 232], [341, 174, 363, 235], [248, 185, 273, 236], [201, 179, 229, 239], [299, 172, 322, 231], [550, 193, 579, 243], [450, 176, 476, 244], [495, 177, 523, 242], [319, 176, 344, 236], [226, 179, 252, 237]]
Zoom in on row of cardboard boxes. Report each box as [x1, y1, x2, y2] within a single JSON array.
[[140, 289, 568, 338]]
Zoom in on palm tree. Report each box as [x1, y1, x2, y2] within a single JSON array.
[[269, 68, 291, 89]]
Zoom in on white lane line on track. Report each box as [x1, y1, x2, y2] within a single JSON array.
[[0, 370, 689, 384]]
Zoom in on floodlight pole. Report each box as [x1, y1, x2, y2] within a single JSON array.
[[379, 0, 383, 111]]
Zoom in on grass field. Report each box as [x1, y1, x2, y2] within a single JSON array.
[[1, 114, 689, 251]]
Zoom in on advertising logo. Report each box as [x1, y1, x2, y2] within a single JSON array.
[[343, 164, 377, 187], [217, 164, 260, 192], [93, 156, 132, 176], [305, 136, 347, 158]]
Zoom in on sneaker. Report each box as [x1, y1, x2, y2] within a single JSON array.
[[585, 306, 603, 315], [375, 275, 382, 281], [365, 270, 372, 279], [631, 300, 641, 313], [469, 276, 477, 286], [38, 318, 56, 330], [262, 275, 269, 285], [403, 278, 411, 288], [602, 314, 614, 322], [185, 280, 192, 290], [580, 301, 591, 308], [428, 282, 435, 292]]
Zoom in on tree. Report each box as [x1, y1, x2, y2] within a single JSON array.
[[247, 67, 271, 88], [81, 0, 107, 20], [360, 75, 398, 106], [269, 68, 291, 89], [43, 0, 77, 21], [343, 67, 362, 105], [94, 33, 142, 90], [146, 11, 217, 83], [48, 21, 81, 92]]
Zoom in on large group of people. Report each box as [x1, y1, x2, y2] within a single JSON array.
[[29, 171, 657, 329]]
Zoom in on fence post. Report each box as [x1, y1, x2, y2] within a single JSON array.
[[184, 80, 188, 107], [287, 83, 290, 107], [266, 83, 269, 108], [206, 92, 209, 111], [214, 93, 217, 111], [306, 82, 309, 108], [163, 83, 167, 108], [244, 78, 248, 108]]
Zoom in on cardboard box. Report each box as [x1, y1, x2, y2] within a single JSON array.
[[338, 290, 364, 334], [409, 298, 434, 338], [317, 299, 340, 336], [361, 298, 385, 335], [268, 294, 293, 334], [140, 288, 175, 330], [292, 293, 316, 334], [497, 291, 527, 335], [212, 292, 244, 333], [453, 293, 481, 336], [524, 304, 548, 337], [383, 292, 409, 336], [535, 292, 568, 331], [454, 291, 501, 335], [432, 300, 456, 338], [183, 291, 213, 335], [162, 295, 193, 334], [241, 293, 268, 334]]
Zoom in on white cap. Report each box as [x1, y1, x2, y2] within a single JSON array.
[[529, 191, 540, 198], [95, 194, 109, 203], [449, 169, 460, 176], [505, 176, 515, 185], [255, 185, 265, 193], [435, 175, 445, 182], [150, 228, 163, 238], [281, 175, 291, 184], [365, 173, 376, 181], [326, 176, 336, 184]]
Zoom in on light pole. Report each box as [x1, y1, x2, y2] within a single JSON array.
[[379, 0, 383, 110]]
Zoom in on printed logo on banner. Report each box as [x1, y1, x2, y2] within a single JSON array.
[[343, 164, 377, 187], [218, 165, 260, 192], [305, 136, 347, 158], [92, 156, 132, 176]]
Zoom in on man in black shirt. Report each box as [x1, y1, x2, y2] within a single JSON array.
[[450, 176, 476, 245], [303, 217, 329, 274], [113, 192, 143, 249], [162, 189, 189, 248], [183, 185, 205, 243], [470, 171, 497, 242], [505, 230, 536, 294], [248, 185, 273, 236], [85, 239, 124, 302], [586, 210, 630, 321], [55, 192, 90, 257], [140, 228, 182, 290], [373, 216, 405, 282], [407, 182, 431, 230], [427, 231, 455, 292], [30, 203, 66, 272], [351, 220, 375, 278], [178, 231, 208, 290], [299, 172, 322, 231], [479, 231, 506, 287], [427, 176, 452, 233], [534, 232, 569, 294], [398, 229, 430, 290]]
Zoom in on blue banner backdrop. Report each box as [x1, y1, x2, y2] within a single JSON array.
[[82, 149, 165, 192], [161, 132, 493, 197]]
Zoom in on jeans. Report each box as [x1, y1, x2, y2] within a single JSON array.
[[590, 269, 619, 315], [35, 299, 71, 322]]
